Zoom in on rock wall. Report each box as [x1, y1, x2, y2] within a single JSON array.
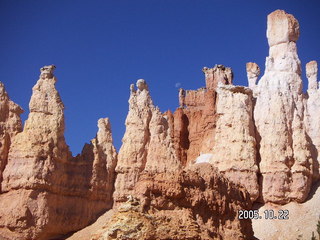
[[253, 10, 314, 204], [0, 66, 117, 240], [0, 82, 23, 193]]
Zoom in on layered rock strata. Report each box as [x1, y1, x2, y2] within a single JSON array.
[[0, 82, 23, 193], [253, 10, 314, 203], [93, 163, 254, 240], [113, 79, 179, 205], [0, 65, 117, 240], [209, 84, 259, 201]]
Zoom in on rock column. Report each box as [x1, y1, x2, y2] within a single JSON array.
[[254, 10, 313, 203]]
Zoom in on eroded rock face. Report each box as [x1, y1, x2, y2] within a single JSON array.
[[202, 64, 233, 90], [209, 84, 259, 201], [304, 61, 320, 181], [93, 163, 254, 240], [175, 65, 233, 165], [253, 10, 313, 204], [113, 79, 179, 205], [267, 9, 299, 47], [0, 82, 23, 192], [0, 66, 117, 240]]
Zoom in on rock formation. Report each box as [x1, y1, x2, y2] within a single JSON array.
[[0, 65, 117, 240], [304, 60, 320, 180], [113, 79, 179, 205], [175, 65, 233, 166], [0, 82, 23, 193], [246, 62, 260, 91], [93, 163, 254, 240], [0, 8, 320, 240], [209, 84, 259, 201], [253, 10, 314, 204]]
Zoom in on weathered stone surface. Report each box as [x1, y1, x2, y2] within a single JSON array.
[[209, 84, 259, 201], [93, 163, 254, 240], [0, 66, 117, 240], [253, 10, 313, 204], [306, 61, 318, 91], [113, 79, 179, 205], [304, 61, 320, 181], [267, 9, 299, 47], [145, 108, 181, 172], [0, 82, 23, 192], [202, 64, 233, 90], [175, 64, 232, 165]]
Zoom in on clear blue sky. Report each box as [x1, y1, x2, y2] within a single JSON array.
[[1, 0, 319, 155]]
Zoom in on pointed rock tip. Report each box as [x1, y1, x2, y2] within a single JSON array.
[[0, 81, 5, 94], [40, 65, 56, 79], [98, 118, 111, 131], [136, 79, 148, 91]]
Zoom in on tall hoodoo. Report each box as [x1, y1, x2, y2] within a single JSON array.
[[113, 79, 154, 204], [253, 10, 313, 203], [89, 118, 117, 200], [2, 65, 71, 192], [305, 61, 320, 180], [113, 79, 179, 205], [0, 82, 23, 192], [209, 84, 259, 201]]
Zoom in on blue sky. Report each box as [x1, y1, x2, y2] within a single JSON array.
[[1, 0, 319, 155]]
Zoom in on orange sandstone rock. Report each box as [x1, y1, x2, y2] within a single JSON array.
[[0, 65, 117, 240], [0, 82, 23, 193], [93, 163, 254, 240]]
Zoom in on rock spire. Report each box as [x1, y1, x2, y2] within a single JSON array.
[[253, 10, 313, 203], [113, 79, 179, 205], [0, 82, 23, 192]]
